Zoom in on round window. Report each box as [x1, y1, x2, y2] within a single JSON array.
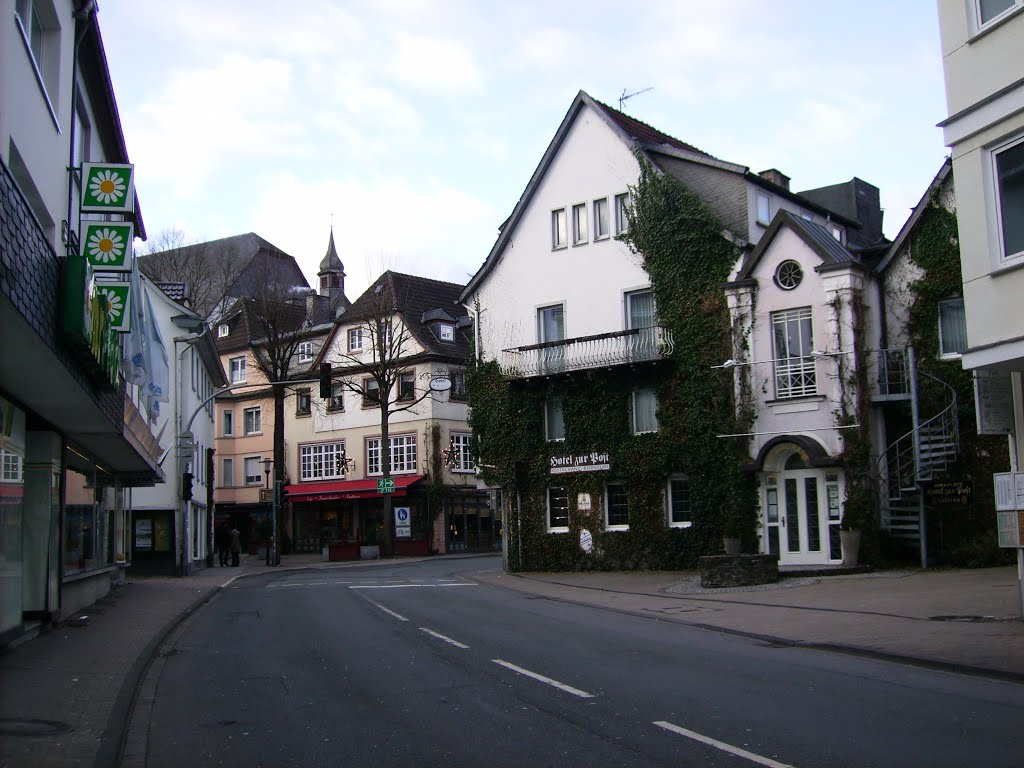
[[774, 260, 803, 290]]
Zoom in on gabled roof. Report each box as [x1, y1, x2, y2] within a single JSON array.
[[875, 158, 953, 274], [728, 210, 864, 285], [320, 271, 471, 364], [214, 295, 309, 354]]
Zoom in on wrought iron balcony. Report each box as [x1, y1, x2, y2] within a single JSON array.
[[501, 326, 674, 379]]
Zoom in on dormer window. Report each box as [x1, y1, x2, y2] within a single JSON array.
[[218, 324, 229, 338], [438, 324, 454, 342]]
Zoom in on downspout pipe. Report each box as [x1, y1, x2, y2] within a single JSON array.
[[66, 2, 98, 255]]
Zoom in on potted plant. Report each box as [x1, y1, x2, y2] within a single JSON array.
[[722, 510, 743, 555], [839, 485, 871, 566]]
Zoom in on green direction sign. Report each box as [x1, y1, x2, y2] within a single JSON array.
[[94, 281, 132, 333], [377, 477, 395, 494], [81, 221, 133, 271], [81, 163, 135, 213]]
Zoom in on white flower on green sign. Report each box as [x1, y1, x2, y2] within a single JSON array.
[[94, 283, 131, 332], [87, 227, 126, 264], [81, 163, 135, 213], [89, 170, 127, 205]]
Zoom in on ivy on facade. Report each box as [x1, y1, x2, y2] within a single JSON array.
[[468, 156, 757, 572]]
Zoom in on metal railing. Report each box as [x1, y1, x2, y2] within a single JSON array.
[[501, 326, 674, 378]]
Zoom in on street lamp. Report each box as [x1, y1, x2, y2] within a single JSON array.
[[261, 457, 276, 565]]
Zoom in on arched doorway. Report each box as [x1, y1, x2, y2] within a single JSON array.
[[761, 442, 844, 565]]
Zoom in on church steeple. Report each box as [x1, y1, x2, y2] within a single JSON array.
[[318, 227, 346, 298]]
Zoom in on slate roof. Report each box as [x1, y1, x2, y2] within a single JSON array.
[[319, 228, 345, 274], [334, 271, 471, 360], [214, 295, 309, 354], [591, 98, 715, 159], [155, 282, 188, 304]]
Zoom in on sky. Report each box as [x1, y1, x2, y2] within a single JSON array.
[[98, 1, 950, 302]]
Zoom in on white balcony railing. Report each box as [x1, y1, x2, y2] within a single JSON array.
[[501, 326, 673, 378]]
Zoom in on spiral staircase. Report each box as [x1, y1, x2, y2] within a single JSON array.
[[874, 348, 960, 566]]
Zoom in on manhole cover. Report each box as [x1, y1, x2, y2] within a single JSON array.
[[0, 718, 72, 737]]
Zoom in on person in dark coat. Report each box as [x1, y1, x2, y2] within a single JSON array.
[[229, 526, 242, 567], [215, 522, 230, 566]]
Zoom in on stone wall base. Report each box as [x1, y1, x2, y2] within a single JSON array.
[[699, 554, 778, 588]]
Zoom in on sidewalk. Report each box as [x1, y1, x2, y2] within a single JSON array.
[[1, 556, 1021, 768]]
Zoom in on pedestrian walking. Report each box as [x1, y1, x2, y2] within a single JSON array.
[[229, 526, 241, 567], [215, 522, 230, 566]]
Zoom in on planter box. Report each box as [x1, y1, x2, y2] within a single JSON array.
[[699, 554, 778, 588], [360, 545, 380, 560], [328, 543, 360, 562]]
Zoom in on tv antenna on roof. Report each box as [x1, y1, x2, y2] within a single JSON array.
[[619, 87, 653, 111]]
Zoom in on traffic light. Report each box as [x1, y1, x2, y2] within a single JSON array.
[[319, 363, 332, 399], [181, 472, 194, 501]]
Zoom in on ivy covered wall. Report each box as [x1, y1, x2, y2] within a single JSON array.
[[468, 158, 757, 572], [902, 190, 1011, 566]]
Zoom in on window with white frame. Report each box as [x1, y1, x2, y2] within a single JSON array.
[[545, 398, 565, 441], [230, 356, 246, 384], [772, 307, 816, 398], [614, 193, 630, 234], [243, 406, 261, 435], [451, 432, 474, 472], [538, 304, 564, 343], [438, 324, 455, 342], [300, 442, 347, 481], [363, 378, 380, 405], [632, 389, 659, 434], [667, 476, 692, 527], [296, 389, 311, 416], [594, 197, 610, 239], [605, 483, 629, 529], [366, 434, 417, 475], [756, 191, 772, 226], [552, 208, 567, 249], [243, 457, 262, 485], [328, 382, 345, 411], [221, 458, 234, 488], [829, 224, 844, 243], [993, 133, 1024, 261], [938, 298, 968, 358], [975, 0, 1022, 28], [218, 324, 229, 338], [348, 327, 363, 352], [14, 0, 60, 110], [1, 449, 23, 482], [297, 341, 313, 364], [378, 321, 393, 351], [450, 369, 467, 401], [547, 487, 569, 531], [572, 203, 588, 245], [398, 371, 416, 400]]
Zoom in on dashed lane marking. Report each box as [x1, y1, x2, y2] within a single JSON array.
[[653, 721, 798, 768], [492, 659, 595, 698], [419, 628, 470, 649]]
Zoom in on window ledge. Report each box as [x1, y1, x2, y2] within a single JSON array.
[[669, 521, 694, 529], [605, 526, 629, 532], [969, 4, 1024, 42], [547, 527, 569, 534], [764, 395, 826, 405]]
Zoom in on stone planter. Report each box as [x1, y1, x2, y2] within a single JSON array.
[[699, 554, 778, 588], [723, 537, 742, 555], [840, 529, 862, 566]]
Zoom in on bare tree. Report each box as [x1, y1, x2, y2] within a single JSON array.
[[325, 281, 431, 557], [139, 228, 248, 320]]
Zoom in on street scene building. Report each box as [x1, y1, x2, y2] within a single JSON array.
[[286, 271, 492, 559]]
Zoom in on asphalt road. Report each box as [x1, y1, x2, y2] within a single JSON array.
[[126, 556, 1024, 767]]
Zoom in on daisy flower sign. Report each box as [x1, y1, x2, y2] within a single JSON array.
[[81, 163, 134, 213], [94, 281, 132, 332], [80, 221, 133, 271]]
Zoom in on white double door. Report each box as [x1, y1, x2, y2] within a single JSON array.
[[764, 469, 842, 565]]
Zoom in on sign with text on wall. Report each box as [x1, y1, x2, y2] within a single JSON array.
[[974, 371, 1013, 435], [550, 451, 610, 475], [394, 506, 411, 539]]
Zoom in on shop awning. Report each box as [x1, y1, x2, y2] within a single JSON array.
[[285, 475, 424, 503]]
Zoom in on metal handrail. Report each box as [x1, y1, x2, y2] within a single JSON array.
[[501, 326, 674, 378]]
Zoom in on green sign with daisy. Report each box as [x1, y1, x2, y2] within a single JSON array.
[[94, 281, 132, 333], [81, 162, 135, 213], [80, 222, 133, 271]]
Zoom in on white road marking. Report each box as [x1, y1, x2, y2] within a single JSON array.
[[419, 628, 470, 649], [348, 583, 476, 589], [358, 595, 409, 622], [653, 721, 797, 768], [492, 659, 594, 698]]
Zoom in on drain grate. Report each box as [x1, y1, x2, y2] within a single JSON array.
[[0, 718, 73, 737], [929, 614, 1017, 623]]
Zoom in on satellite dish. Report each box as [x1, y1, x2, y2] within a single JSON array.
[[429, 377, 452, 392]]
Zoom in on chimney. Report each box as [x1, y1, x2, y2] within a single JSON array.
[[758, 169, 791, 191]]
